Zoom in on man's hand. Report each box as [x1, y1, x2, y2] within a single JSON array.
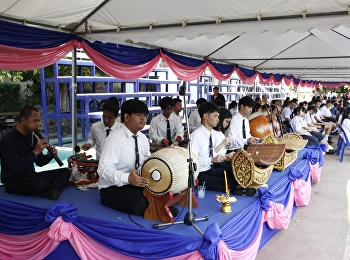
[[211, 154, 225, 163], [161, 139, 169, 145], [33, 139, 49, 156], [128, 168, 149, 188], [225, 151, 235, 161], [81, 143, 92, 151]]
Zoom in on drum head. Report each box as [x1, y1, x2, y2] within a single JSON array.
[[141, 158, 172, 194]]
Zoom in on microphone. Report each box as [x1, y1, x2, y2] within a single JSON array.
[[179, 80, 186, 96]]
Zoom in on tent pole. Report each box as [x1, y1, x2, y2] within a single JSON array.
[[71, 47, 77, 152]]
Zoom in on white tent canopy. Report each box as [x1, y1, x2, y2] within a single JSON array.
[[1, 0, 350, 82]]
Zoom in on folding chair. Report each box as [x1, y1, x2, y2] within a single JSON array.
[[337, 125, 350, 162]]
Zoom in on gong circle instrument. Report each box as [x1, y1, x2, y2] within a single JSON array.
[[141, 146, 200, 195]]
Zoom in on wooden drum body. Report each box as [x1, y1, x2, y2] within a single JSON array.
[[249, 114, 272, 139], [141, 146, 200, 195], [231, 144, 285, 189]]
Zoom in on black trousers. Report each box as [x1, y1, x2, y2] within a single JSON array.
[[198, 167, 238, 193], [4, 168, 70, 196], [100, 185, 149, 215]]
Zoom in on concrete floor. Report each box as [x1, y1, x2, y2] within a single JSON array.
[[257, 137, 350, 260]]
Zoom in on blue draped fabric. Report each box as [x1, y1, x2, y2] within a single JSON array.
[[237, 65, 257, 78], [0, 199, 50, 234], [258, 187, 274, 211], [162, 49, 206, 67], [0, 147, 324, 259], [208, 60, 235, 75], [221, 201, 263, 251], [0, 19, 74, 48], [84, 40, 160, 65]]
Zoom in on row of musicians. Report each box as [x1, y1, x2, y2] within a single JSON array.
[[0, 96, 259, 217]]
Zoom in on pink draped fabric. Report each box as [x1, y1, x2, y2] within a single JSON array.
[[293, 176, 311, 207], [207, 63, 234, 81], [234, 67, 257, 85], [0, 216, 205, 260], [0, 229, 59, 260], [160, 51, 207, 81], [218, 219, 263, 260], [0, 41, 75, 70], [81, 42, 160, 80], [258, 74, 282, 85], [309, 162, 321, 183], [263, 186, 294, 230]]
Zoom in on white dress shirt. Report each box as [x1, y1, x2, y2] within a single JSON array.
[[341, 118, 350, 141], [281, 106, 293, 121], [212, 130, 227, 155], [291, 115, 308, 134], [188, 109, 201, 133], [319, 105, 332, 118], [87, 120, 121, 159], [149, 113, 183, 144], [191, 125, 217, 172], [97, 124, 151, 189], [305, 112, 316, 125], [225, 112, 251, 150]]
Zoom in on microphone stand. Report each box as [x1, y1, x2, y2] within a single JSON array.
[[152, 81, 209, 234]]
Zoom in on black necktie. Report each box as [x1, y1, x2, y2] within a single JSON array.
[[106, 128, 111, 137], [209, 133, 213, 158], [132, 135, 140, 170], [166, 119, 172, 145], [242, 119, 246, 139]]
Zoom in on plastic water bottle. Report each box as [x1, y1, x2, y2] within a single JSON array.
[[71, 160, 79, 180]]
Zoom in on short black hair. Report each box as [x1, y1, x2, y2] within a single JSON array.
[[159, 97, 175, 109], [102, 99, 120, 116], [229, 101, 237, 109], [20, 106, 39, 120], [213, 86, 219, 90], [173, 97, 182, 103], [239, 96, 255, 108], [198, 102, 219, 119], [196, 98, 207, 106], [121, 99, 149, 123]]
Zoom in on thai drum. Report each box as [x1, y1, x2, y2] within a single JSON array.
[[141, 146, 200, 195], [249, 114, 272, 139]]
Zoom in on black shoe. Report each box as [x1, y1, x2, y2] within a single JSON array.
[[169, 206, 179, 217], [233, 188, 256, 197], [41, 188, 61, 200], [326, 149, 336, 154], [328, 141, 333, 144]]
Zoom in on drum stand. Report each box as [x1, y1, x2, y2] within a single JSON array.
[[152, 81, 209, 235]]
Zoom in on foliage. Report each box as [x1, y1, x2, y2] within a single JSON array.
[[0, 83, 23, 112]]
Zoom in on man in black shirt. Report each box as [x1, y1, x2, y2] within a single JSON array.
[[0, 106, 70, 200], [211, 86, 225, 103]]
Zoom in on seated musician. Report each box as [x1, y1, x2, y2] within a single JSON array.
[[188, 98, 207, 133], [191, 102, 238, 193], [281, 99, 297, 132], [0, 106, 70, 200], [305, 106, 332, 143], [212, 108, 235, 169], [314, 98, 337, 134], [97, 99, 179, 216], [81, 98, 121, 159], [290, 106, 335, 154], [172, 97, 183, 117], [225, 96, 260, 151], [149, 97, 184, 145]]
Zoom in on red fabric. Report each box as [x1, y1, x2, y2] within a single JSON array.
[[234, 67, 257, 85]]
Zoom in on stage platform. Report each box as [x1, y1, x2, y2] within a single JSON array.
[[0, 145, 325, 260]]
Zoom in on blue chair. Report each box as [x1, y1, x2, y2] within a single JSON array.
[[337, 125, 350, 162]]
